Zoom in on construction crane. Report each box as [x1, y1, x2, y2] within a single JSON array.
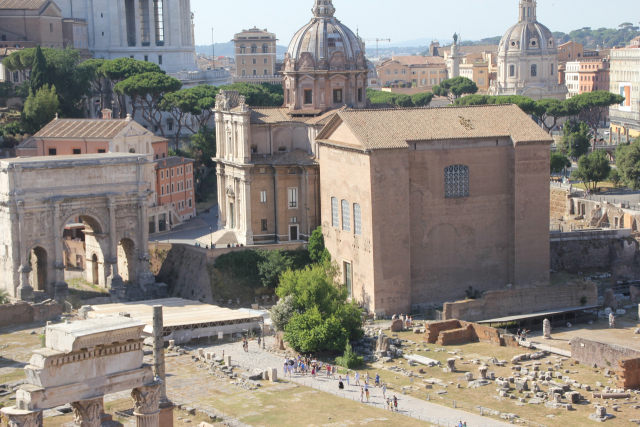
[[363, 38, 391, 58]]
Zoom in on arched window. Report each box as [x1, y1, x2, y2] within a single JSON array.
[[509, 64, 515, 77], [531, 64, 537, 77], [262, 44, 268, 53], [444, 165, 469, 198], [341, 200, 350, 232], [354, 203, 362, 236], [331, 197, 339, 228], [251, 44, 257, 53], [239, 44, 246, 54]]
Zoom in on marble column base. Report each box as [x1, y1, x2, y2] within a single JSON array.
[[0, 406, 43, 427]]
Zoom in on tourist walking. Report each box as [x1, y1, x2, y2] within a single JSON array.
[[332, 365, 337, 379], [365, 384, 370, 403], [366, 372, 370, 384], [382, 383, 387, 399], [345, 372, 350, 386], [393, 395, 398, 411], [360, 387, 364, 403], [355, 372, 360, 386], [375, 373, 380, 387], [326, 364, 331, 378]]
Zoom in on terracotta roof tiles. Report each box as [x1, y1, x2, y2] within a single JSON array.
[[317, 104, 553, 151], [251, 149, 317, 166], [34, 119, 132, 139], [0, 0, 48, 9], [249, 107, 340, 125]]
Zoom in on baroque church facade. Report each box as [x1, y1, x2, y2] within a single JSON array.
[[212, 0, 368, 246], [489, 0, 568, 100]]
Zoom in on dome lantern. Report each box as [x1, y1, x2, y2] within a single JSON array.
[[313, 0, 335, 18], [519, 0, 537, 22]]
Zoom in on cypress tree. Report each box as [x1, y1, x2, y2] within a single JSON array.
[[30, 45, 48, 93]]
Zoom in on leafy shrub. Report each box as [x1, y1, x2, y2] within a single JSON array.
[[335, 343, 364, 369], [309, 226, 331, 263], [270, 295, 297, 332]]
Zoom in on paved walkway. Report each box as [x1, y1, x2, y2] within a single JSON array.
[[198, 339, 512, 427], [151, 205, 219, 245]]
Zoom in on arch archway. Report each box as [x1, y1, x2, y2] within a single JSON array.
[[29, 247, 48, 292], [118, 238, 136, 283]]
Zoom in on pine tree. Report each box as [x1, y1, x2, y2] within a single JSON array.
[[30, 45, 48, 93]]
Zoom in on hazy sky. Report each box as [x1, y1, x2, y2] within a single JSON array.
[[192, 0, 633, 47]]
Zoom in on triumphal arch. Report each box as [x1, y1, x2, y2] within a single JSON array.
[[0, 153, 161, 302]]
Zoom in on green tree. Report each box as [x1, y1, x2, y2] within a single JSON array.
[[30, 45, 49, 93], [160, 85, 218, 136], [411, 92, 434, 107], [101, 58, 164, 117], [218, 82, 283, 106], [21, 85, 59, 134], [278, 261, 363, 353], [257, 250, 293, 289], [615, 139, 640, 189], [454, 94, 539, 116], [559, 121, 591, 159], [77, 58, 107, 112], [0, 288, 9, 304], [536, 98, 571, 132], [114, 72, 182, 136], [609, 168, 621, 187], [572, 91, 626, 137], [550, 151, 571, 175], [0, 81, 14, 99], [573, 149, 611, 190], [432, 76, 478, 103], [308, 226, 331, 263], [270, 295, 297, 332], [335, 342, 364, 369], [188, 125, 216, 168]]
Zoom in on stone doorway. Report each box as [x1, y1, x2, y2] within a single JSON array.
[[117, 238, 136, 282], [91, 254, 99, 285], [29, 247, 48, 292]]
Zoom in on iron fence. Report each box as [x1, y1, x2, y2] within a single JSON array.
[[579, 194, 640, 212]]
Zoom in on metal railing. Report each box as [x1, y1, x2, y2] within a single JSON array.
[[578, 194, 640, 211]]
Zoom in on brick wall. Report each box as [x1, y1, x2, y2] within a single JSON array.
[[570, 337, 640, 369], [424, 320, 462, 343], [443, 282, 598, 322], [550, 187, 570, 220], [0, 301, 62, 328], [425, 320, 504, 346], [618, 357, 640, 389]]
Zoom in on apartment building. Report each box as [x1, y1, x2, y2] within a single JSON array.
[[564, 57, 610, 98], [233, 27, 281, 85], [378, 56, 447, 89], [155, 157, 196, 224], [610, 41, 640, 139]]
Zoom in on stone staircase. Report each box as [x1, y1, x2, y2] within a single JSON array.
[[196, 229, 238, 247]]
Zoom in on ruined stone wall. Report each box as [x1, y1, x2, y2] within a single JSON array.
[[424, 320, 503, 346], [150, 242, 309, 305], [550, 187, 570, 220], [443, 282, 598, 322], [570, 336, 640, 368], [550, 230, 636, 273], [0, 301, 62, 328]]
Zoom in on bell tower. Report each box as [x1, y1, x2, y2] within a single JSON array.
[[519, 0, 537, 22], [312, 0, 335, 18]]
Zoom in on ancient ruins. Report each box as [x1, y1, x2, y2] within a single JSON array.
[[0, 154, 166, 303]]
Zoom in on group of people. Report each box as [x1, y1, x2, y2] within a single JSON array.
[[282, 357, 400, 411], [391, 314, 414, 328], [242, 336, 261, 352], [516, 328, 530, 342], [194, 242, 246, 249]]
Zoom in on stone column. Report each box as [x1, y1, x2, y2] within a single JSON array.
[[274, 170, 280, 242], [216, 171, 225, 228], [71, 396, 103, 427], [0, 407, 43, 427], [140, 197, 150, 258], [148, 0, 156, 46], [153, 306, 174, 427], [243, 178, 253, 245], [16, 200, 33, 301], [107, 197, 125, 299], [303, 168, 310, 238], [52, 201, 68, 303], [132, 381, 161, 427], [133, 0, 141, 46]]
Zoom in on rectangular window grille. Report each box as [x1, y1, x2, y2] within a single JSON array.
[[354, 203, 362, 236], [331, 197, 339, 228], [260, 191, 267, 203], [341, 199, 350, 232], [333, 89, 343, 103], [444, 165, 469, 198], [531, 64, 537, 77], [261, 219, 267, 231], [48, 148, 56, 155], [304, 89, 313, 104], [288, 188, 298, 208], [139, 0, 150, 45], [509, 65, 515, 77], [344, 261, 352, 297]]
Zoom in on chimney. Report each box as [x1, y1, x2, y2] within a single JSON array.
[[101, 109, 112, 120], [181, 157, 184, 162], [126, 114, 132, 122], [162, 160, 166, 166]]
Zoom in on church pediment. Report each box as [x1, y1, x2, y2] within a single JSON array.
[[118, 122, 153, 138]]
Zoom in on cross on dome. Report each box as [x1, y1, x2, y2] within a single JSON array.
[[312, 0, 335, 18]]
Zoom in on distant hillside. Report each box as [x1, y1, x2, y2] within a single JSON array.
[[196, 42, 288, 57]]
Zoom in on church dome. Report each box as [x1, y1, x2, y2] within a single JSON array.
[[286, 0, 365, 70], [498, 0, 556, 54]]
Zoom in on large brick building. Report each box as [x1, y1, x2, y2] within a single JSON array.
[[316, 104, 553, 315]]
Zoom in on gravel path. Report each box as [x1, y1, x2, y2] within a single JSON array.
[[199, 339, 512, 427]]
